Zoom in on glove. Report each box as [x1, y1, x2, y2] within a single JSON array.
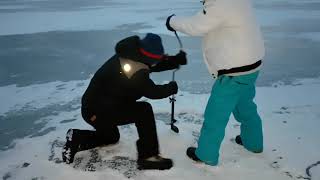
[[168, 81, 178, 95], [175, 50, 187, 65], [166, 14, 176, 32]]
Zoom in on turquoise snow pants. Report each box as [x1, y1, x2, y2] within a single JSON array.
[[195, 71, 263, 166]]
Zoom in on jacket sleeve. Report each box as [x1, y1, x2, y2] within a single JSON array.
[[170, 2, 223, 36], [132, 69, 175, 99], [150, 57, 180, 72]]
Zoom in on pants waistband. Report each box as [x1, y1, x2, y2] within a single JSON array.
[[217, 60, 262, 77]]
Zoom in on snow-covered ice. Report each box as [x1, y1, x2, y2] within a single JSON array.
[[0, 77, 319, 180]]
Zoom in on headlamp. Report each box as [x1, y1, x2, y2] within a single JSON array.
[[119, 58, 149, 79], [123, 63, 131, 72]]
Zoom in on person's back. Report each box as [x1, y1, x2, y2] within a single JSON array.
[[82, 55, 144, 110], [203, 0, 264, 72], [169, 0, 264, 77]]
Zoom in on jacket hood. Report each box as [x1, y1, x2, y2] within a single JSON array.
[[115, 35, 141, 62]]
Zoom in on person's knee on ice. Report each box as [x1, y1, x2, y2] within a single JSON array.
[[142, 101, 152, 111], [109, 133, 120, 144], [62, 128, 102, 164], [96, 128, 120, 145]]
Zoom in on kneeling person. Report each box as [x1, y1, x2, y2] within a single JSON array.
[[62, 33, 187, 170]]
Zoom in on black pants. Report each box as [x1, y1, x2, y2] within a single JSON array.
[[79, 101, 159, 159]]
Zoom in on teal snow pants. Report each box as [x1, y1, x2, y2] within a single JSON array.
[[195, 71, 263, 166]]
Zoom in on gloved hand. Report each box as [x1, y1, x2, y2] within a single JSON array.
[[168, 81, 178, 94], [175, 50, 187, 65], [166, 14, 176, 32]]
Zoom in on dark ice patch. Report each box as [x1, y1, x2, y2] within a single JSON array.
[[2, 172, 11, 180], [155, 112, 203, 125], [31, 177, 45, 180], [192, 131, 200, 143], [0, 1, 128, 13], [55, 84, 67, 90], [0, 98, 80, 150], [270, 161, 280, 169], [104, 156, 138, 178], [178, 112, 204, 125], [21, 162, 30, 168], [273, 106, 291, 114], [116, 23, 153, 32], [76, 82, 85, 87], [83, 149, 102, 172], [59, 118, 77, 124], [47, 137, 138, 178], [155, 113, 171, 124]]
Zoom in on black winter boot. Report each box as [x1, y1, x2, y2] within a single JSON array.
[[186, 147, 202, 162], [137, 155, 173, 170], [62, 129, 80, 164], [235, 135, 262, 153], [235, 135, 243, 146]]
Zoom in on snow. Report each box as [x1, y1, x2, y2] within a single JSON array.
[[0, 77, 320, 180]]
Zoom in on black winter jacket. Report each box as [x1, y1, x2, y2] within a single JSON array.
[[81, 36, 179, 111]]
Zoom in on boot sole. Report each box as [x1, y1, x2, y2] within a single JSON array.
[[137, 161, 173, 170]]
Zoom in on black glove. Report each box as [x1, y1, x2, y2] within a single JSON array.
[[175, 50, 187, 65], [166, 14, 176, 32], [168, 81, 178, 94]]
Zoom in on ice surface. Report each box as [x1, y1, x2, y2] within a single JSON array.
[[0, 77, 320, 180]]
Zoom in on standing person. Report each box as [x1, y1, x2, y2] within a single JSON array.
[[62, 33, 187, 170], [166, 0, 265, 166]]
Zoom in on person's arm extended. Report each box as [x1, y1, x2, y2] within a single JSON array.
[[132, 70, 177, 99], [150, 59, 179, 72], [170, 2, 223, 36], [150, 51, 187, 72]]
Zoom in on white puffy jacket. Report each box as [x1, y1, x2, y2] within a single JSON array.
[[170, 0, 265, 77]]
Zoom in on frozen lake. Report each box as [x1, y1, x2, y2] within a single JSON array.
[[0, 1, 320, 180], [0, 0, 320, 93]]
